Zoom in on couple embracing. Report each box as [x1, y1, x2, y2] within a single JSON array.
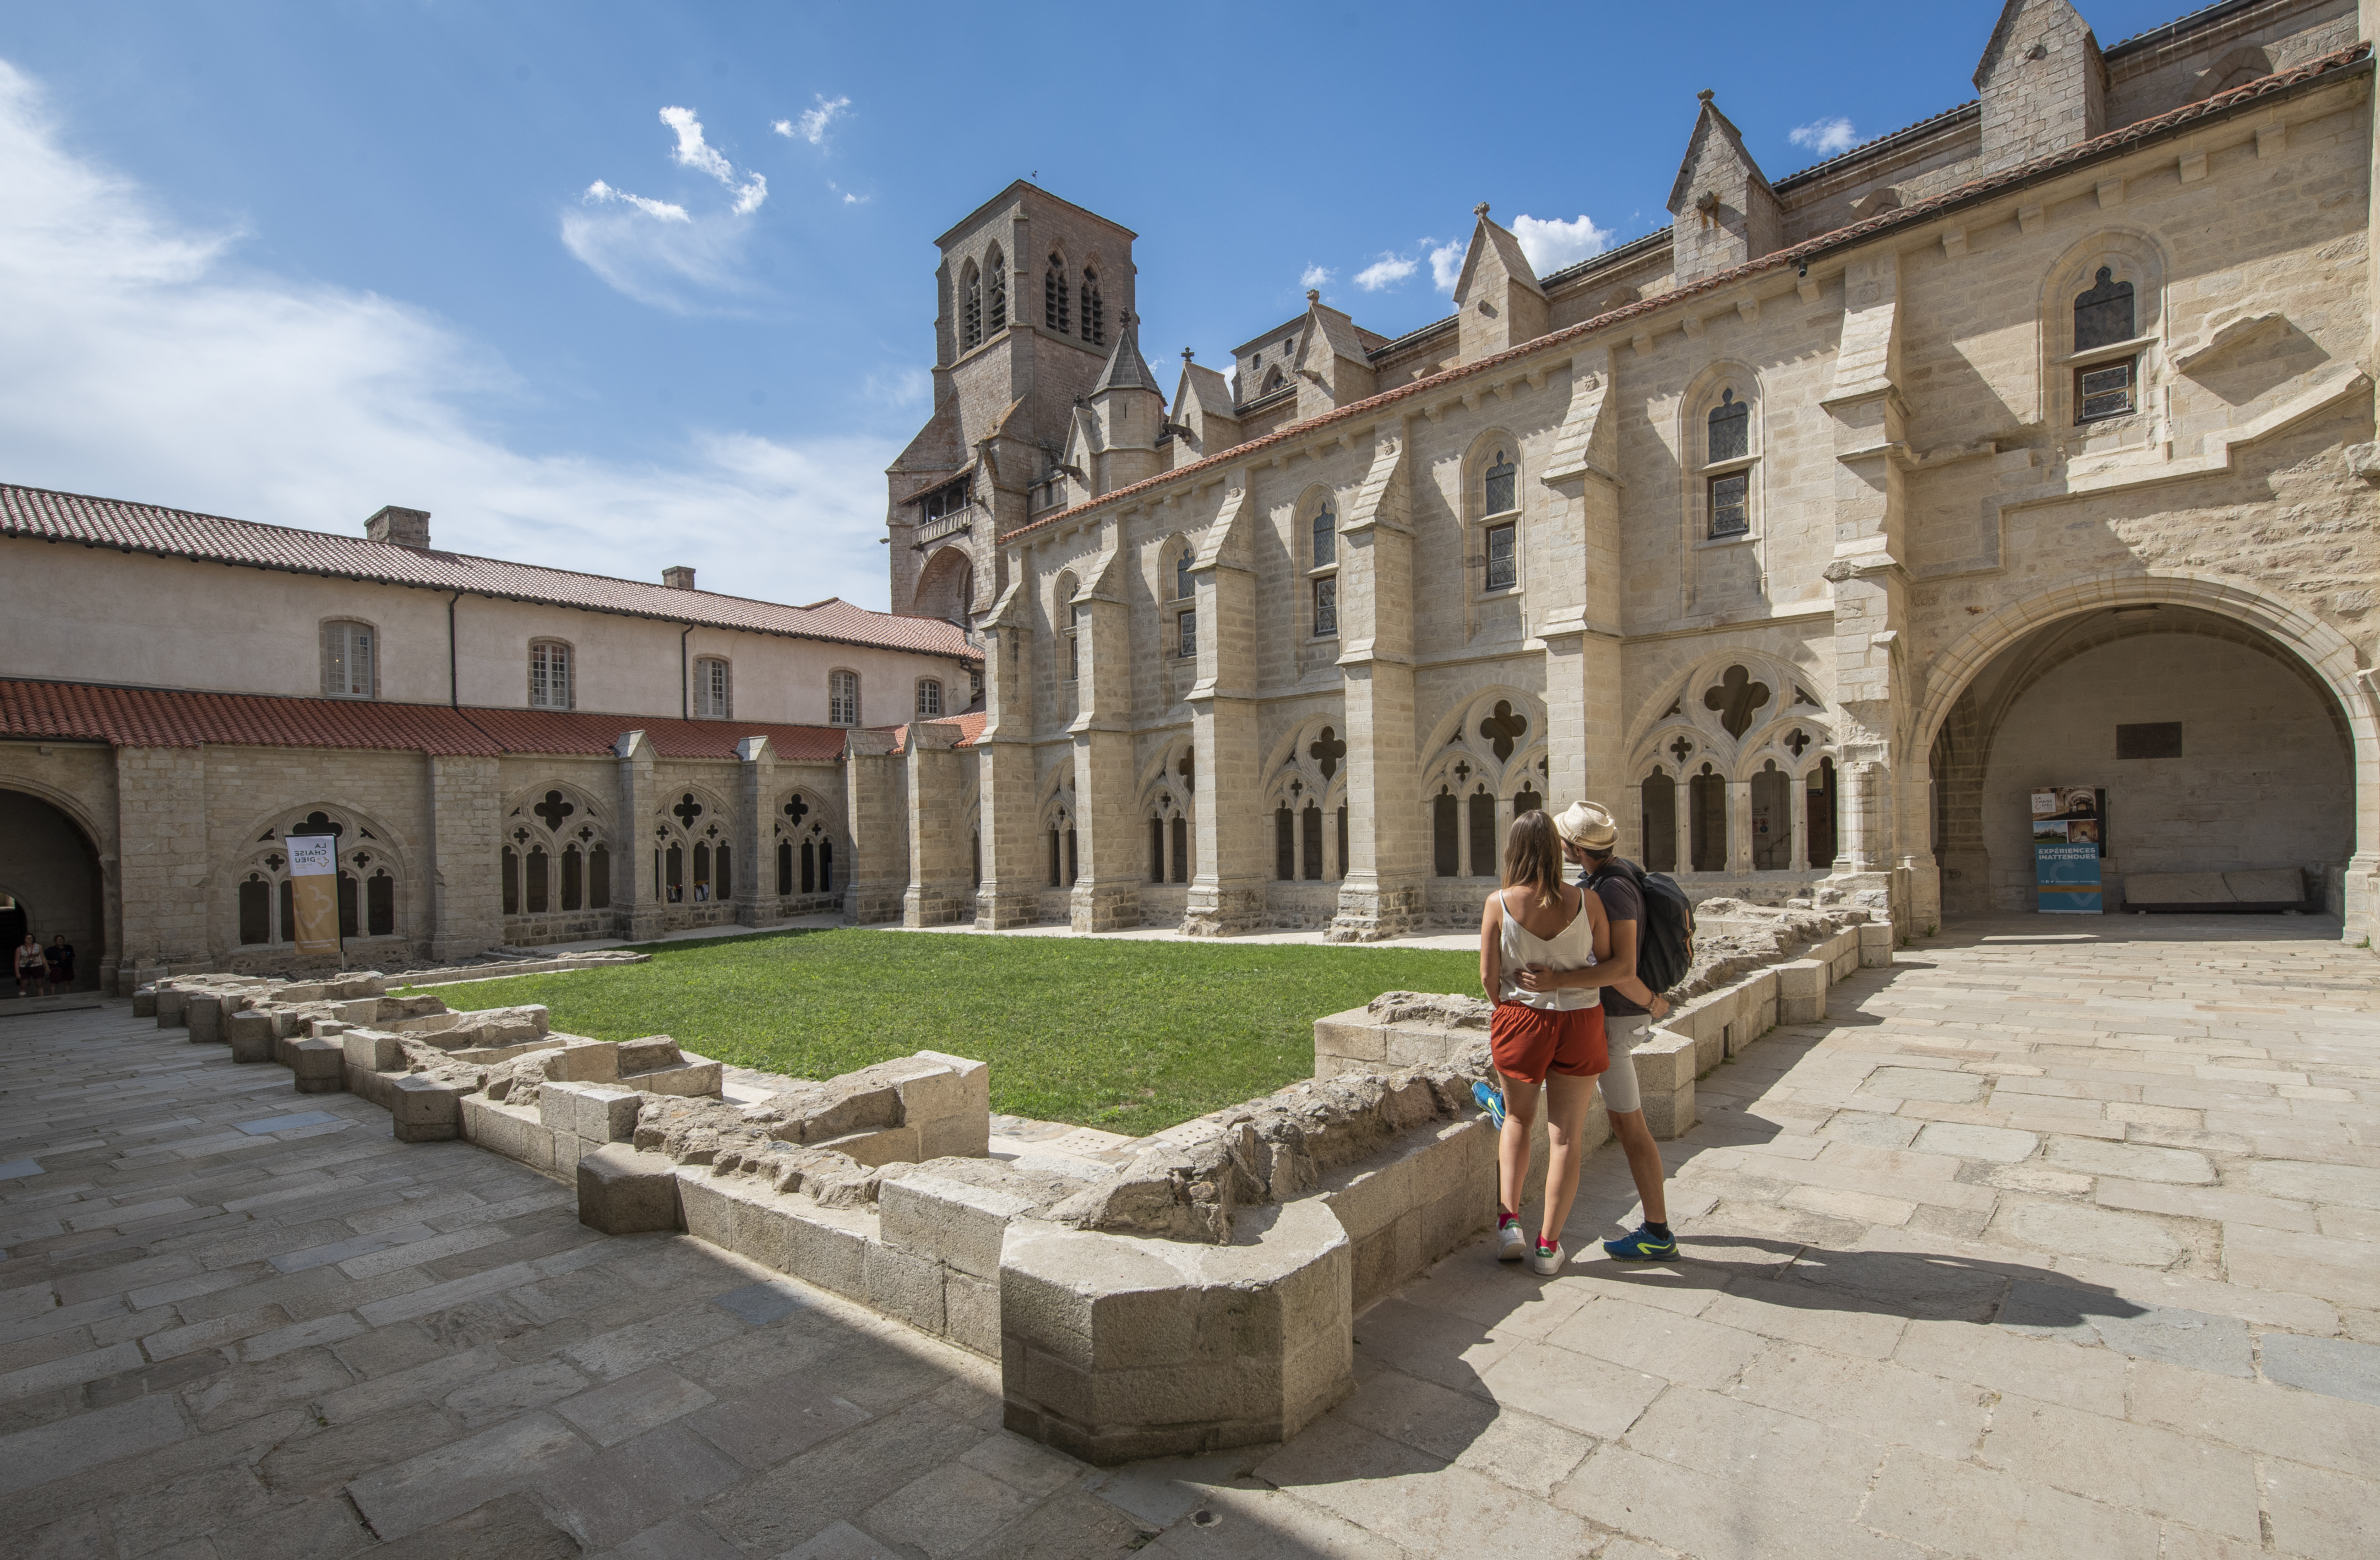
[[1477, 802, 1678, 1275]]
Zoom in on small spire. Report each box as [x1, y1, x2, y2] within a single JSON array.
[[1305, 288, 1320, 304]]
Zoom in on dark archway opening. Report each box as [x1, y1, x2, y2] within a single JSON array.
[[0, 790, 103, 990]]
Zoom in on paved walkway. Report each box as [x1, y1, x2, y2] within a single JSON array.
[[2, 916, 2375, 1557]]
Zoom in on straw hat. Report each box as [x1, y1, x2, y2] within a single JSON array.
[[1553, 801, 1618, 851]]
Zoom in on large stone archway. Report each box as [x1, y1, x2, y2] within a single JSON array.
[[1912, 573, 2376, 938], [0, 788, 105, 990]]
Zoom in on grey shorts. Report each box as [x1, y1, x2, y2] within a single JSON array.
[[1598, 1014, 1648, 1115]]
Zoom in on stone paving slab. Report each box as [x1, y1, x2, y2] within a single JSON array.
[[2, 914, 2376, 1557]]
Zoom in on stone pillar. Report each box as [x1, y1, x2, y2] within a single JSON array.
[[2341, 669, 2380, 941], [735, 737, 779, 929], [1187, 477, 1267, 936], [114, 746, 210, 970], [1069, 551, 1141, 932], [1539, 348, 1628, 838], [904, 722, 973, 926], [427, 754, 503, 959], [1819, 252, 1912, 920], [612, 730, 664, 942], [1728, 779, 1755, 879], [843, 729, 908, 924], [975, 558, 1040, 930], [1790, 777, 1811, 880], [1332, 428, 1424, 941], [1675, 782, 1694, 877]]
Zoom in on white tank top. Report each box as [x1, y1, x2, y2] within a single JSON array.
[[1496, 887, 1600, 1011]]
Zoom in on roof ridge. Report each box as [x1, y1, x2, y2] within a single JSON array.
[[1010, 41, 2370, 541]]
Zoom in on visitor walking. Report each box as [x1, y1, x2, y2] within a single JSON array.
[[45, 934, 75, 993], [1479, 810, 1611, 1276], [15, 933, 49, 998], [1554, 801, 1681, 1262]]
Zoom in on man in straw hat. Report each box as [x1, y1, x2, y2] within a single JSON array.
[[1553, 801, 1677, 1262]]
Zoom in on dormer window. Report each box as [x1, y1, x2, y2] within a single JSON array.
[[2073, 266, 2138, 424]]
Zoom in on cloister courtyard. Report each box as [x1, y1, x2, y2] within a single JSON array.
[[0, 915, 2374, 1559]]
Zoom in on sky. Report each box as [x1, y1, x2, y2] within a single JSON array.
[[0, 0, 2200, 614]]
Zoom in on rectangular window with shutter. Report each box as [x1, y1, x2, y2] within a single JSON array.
[[529, 642, 572, 710], [828, 670, 858, 726], [695, 658, 730, 718]]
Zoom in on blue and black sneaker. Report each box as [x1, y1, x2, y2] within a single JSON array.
[[1472, 1080, 1507, 1131], [1603, 1225, 1679, 1262]]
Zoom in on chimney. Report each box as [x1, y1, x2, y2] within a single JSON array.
[[662, 565, 697, 590], [365, 506, 431, 549]]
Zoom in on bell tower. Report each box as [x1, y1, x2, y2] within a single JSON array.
[[888, 183, 1138, 623]]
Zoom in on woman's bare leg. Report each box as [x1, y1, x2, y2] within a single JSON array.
[[1496, 1071, 1540, 1221], [1537, 1071, 1598, 1247]]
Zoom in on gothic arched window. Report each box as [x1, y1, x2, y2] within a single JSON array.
[[960, 261, 982, 350], [1705, 387, 1754, 539], [1483, 451, 1517, 516], [1311, 508, 1335, 568], [1707, 388, 1749, 462], [1044, 254, 1069, 332], [1080, 268, 1104, 345], [1176, 547, 1193, 601], [984, 245, 1007, 334]]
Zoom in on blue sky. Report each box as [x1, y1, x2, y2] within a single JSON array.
[[0, 0, 2195, 612]]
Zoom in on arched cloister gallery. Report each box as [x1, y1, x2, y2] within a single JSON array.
[[1925, 594, 2363, 920], [0, 788, 106, 990]]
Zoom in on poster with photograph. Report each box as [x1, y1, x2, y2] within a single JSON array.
[[2030, 783, 2102, 912], [2033, 821, 2070, 844]]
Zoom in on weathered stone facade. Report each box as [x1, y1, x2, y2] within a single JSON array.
[[885, 0, 2380, 943]]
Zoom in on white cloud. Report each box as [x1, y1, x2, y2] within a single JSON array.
[[1789, 116, 1858, 156], [657, 104, 766, 213], [828, 180, 867, 207], [1510, 213, 1613, 275], [1299, 263, 1333, 290], [1428, 240, 1465, 293], [581, 179, 689, 223], [0, 58, 903, 610], [783, 94, 850, 146], [1353, 253, 1417, 291]]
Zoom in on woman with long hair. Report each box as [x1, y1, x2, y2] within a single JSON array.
[[1478, 809, 1612, 1273]]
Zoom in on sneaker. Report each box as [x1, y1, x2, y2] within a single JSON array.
[[1472, 1080, 1507, 1131], [1603, 1226, 1680, 1263], [1530, 1240, 1565, 1277], [1496, 1216, 1526, 1262]]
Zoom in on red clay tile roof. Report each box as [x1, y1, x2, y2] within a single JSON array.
[[882, 708, 990, 754], [0, 485, 979, 665], [0, 679, 851, 761], [1016, 43, 2371, 542]]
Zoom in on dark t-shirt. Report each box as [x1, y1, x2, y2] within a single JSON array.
[[46, 944, 73, 978], [1582, 863, 1648, 1017]]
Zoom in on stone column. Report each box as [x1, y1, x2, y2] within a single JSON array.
[[975, 558, 1040, 929], [1187, 477, 1267, 936], [843, 729, 908, 924], [1332, 429, 1424, 941], [1539, 347, 1628, 835], [1728, 779, 1755, 879], [114, 746, 210, 970], [1675, 782, 1694, 876], [904, 722, 972, 926], [1790, 776, 1811, 879], [1070, 551, 1141, 932], [426, 754, 503, 959], [612, 730, 664, 942], [735, 737, 778, 929]]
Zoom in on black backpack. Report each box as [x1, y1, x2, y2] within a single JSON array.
[[1589, 858, 1695, 995]]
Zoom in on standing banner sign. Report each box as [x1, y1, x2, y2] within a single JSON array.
[[2030, 787, 2102, 914], [285, 834, 341, 954]]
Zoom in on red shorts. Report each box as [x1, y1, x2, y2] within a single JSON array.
[[1490, 1002, 1607, 1085]]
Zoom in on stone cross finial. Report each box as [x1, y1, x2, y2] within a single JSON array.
[[1305, 289, 1319, 304], [1698, 88, 1715, 102], [1474, 202, 1490, 217], [1182, 348, 1194, 363]]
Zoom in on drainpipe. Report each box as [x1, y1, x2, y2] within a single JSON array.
[[680, 625, 693, 718], [447, 592, 462, 707]]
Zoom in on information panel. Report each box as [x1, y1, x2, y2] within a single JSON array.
[[285, 833, 341, 954], [2029, 787, 2102, 914]]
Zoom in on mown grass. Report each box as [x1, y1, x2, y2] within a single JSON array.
[[409, 929, 1478, 1138]]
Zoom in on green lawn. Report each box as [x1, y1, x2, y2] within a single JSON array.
[[410, 929, 1478, 1138]]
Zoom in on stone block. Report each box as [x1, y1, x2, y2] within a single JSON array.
[[463, 1096, 554, 1172], [786, 1203, 872, 1299], [889, 1062, 969, 1124], [290, 1038, 346, 1095], [637, 1060, 723, 1099], [1775, 958, 1828, 1024], [615, 1035, 683, 1075], [340, 1029, 406, 1073], [580, 1087, 642, 1144], [578, 1146, 683, 1233], [185, 993, 225, 1044], [155, 988, 187, 1027], [865, 1241, 947, 1334], [1858, 921, 1895, 968], [1312, 1011, 1386, 1064], [945, 1271, 1001, 1358], [541, 1080, 594, 1131], [132, 986, 156, 1018], [391, 1073, 471, 1142], [917, 1113, 991, 1160], [880, 1171, 1040, 1279], [227, 1011, 278, 1063], [915, 1049, 992, 1113], [1632, 1030, 1699, 1140], [814, 1125, 921, 1168], [543, 1039, 622, 1085]]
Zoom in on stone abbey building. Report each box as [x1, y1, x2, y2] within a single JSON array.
[[4, 0, 2379, 984]]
